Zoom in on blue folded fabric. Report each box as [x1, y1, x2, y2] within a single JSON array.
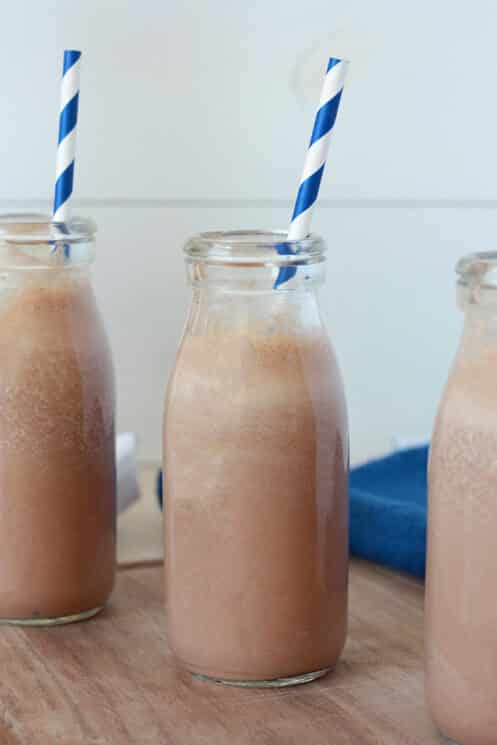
[[349, 445, 428, 579], [156, 444, 428, 579]]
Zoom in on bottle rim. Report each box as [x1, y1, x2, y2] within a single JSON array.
[[184, 229, 326, 266], [456, 252, 497, 310], [456, 252, 497, 290], [0, 213, 96, 246]]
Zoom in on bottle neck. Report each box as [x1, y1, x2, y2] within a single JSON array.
[[186, 258, 325, 293], [6, 263, 92, 278], [185, 284, 324, 338], [458, 304, 497, 359], [0, 265, 93, 298]]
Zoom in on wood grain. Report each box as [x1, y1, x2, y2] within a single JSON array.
[[0, 561, 441, 745]]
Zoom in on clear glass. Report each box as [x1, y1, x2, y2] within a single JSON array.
[[426, 252, 497, 744], [0, 214, 116, 626], [164, 230, 349, 686]]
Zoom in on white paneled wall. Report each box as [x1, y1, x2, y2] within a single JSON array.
[[4, 1, 497, 462]]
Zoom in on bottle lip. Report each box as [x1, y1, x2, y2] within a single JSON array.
[[184, 229, 326, 266], [0, 213, 96, 245], [456, 251, 497, 289], [456, 252, 497, 310]]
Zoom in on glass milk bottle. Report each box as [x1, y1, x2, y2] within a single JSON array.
[[0, 214, 116, 625], [426, 253, 497, 744], [164, 230, 349, 686]]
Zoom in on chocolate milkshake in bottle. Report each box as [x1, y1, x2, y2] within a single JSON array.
[[426, 253, 497, 745], [164, 230, 349, 686], [0, 214, 116, 625]]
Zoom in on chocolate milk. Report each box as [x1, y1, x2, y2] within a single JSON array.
[[426, 348, 497, 745], [0, 272, 116, 622], [164, 329, 348, 683]]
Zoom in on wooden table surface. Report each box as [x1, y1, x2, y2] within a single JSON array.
[[0, 560, 442, 745]]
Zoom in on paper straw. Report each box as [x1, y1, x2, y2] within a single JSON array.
[[53, 50, 82, 223], [275, 57, 349, 288]]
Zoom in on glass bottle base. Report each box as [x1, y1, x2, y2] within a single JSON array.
[[192, 667, 331, 688], [0, 605, 104, 627]]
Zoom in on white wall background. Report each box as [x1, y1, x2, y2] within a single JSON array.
[[2, 0, 497, 463]]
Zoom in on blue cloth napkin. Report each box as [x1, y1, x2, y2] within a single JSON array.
[[349, 445, 428, 579], [156, 444, 429, 579]]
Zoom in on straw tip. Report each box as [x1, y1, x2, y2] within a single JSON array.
[[327, 56, 349, 71], [63, 49, 82, 71]]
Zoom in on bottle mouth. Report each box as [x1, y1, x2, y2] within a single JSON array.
[[0, 213, 96, 269], [184, 229, 326, 266], [0, 213, 96, 245], [456, 252, 497, 309]]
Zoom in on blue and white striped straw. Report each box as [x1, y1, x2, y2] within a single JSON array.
[[53, 50, 82, 224], [275, 57, 348, 288]]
